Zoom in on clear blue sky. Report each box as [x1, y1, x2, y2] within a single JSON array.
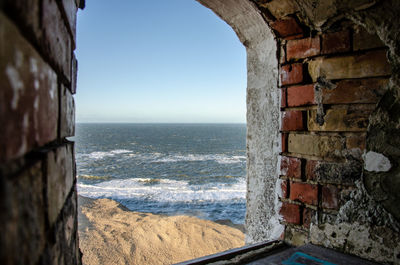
[[75, 0, 246, 123]]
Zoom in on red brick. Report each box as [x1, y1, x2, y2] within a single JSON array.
[[287, 37, 320, 60], [282, 133, 288, 153], [281, 88, 287, 108], [282, 111, 304, 131], [281, 63, 304, 85], [303, 208, 315, 229], [281, 180, 289, 198], [322, 78, 388, 104], [281, 156, 301, 178], [290, 182, 318, 205], [322, 185, 339, 210], [287, 84, 315, 107], [270, 18, 303, 38], [322, 30, 351, 54], [280, 203, 301, 224], [306, 160, 319, 180]]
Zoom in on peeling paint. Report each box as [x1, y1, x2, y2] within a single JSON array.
[[363, 151, 391, 172], [6, 64, 24, 110]]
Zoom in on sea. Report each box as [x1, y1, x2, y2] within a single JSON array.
[[74, 123, 247, 224]]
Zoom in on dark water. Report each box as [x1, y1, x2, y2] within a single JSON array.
[[74, 123, 246, 224]]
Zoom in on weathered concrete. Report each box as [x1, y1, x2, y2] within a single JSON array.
[[197, 0, 282, 243]]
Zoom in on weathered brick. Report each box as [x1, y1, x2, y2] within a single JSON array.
[[280, 202, 301, 224], [287, 37, 320, 60], [281, 87, 287, 108], [287, 84, 315, 107], [46, 143, 75, 226], [308, 106, 373, 132], [41, 188, 81, 265], [308, 50, 391, 82], [263, 0, 298, 19], [270, 18, 303, 38], [290, 182, 318, 205], [282, 111, 304, 131], [322, 30, 351, 54], [306, 160, 318, 181], [346, 135, 366, 150], [60, 85, 75, 138], [0, 160, 46, 265], [281, 156, 301, 178], [60, 0, 78, 44], [2, 0, 41, 42], [288, 134, 344, 158], [303, 208, 316, 229], [281, 63, 304, 85], [322, 78, 388, 104], [0, 13, 58, 163], [353, 27, 385, 51], [322, 184, 339, 209], [306, 160, 362, 185], [42, 0, 72, 81], [281, 179, 289, 198], [71, 53, 77, 94], [282, 133, 288, 152]]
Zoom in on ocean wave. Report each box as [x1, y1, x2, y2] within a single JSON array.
[[78, 175, 111, 180], [152, 154, 246, 164], [77, 177, 246, 202], [78, 151, 245, 165], [81, 149, 134, 160]]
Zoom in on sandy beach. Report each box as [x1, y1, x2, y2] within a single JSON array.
[[78, 196, 245, 265]]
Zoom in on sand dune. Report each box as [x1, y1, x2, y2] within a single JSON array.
[[78, 196, 245, 265]]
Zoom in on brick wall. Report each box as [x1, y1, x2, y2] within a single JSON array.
[[0, 1, 83, 264], [252, 1, 400, 262], [277, 19, 389, 240]]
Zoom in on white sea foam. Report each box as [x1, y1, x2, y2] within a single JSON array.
[[83, 149, 133, 160], [77, 177, 246, 202]]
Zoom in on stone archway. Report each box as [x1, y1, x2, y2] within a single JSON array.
[[197, 0, 283, 243]]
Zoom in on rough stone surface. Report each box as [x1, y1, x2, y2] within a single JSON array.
[[306, 160, 362, 185], [46, 142, 75, 226], [308, 50, 391, 81], [284, 227, 309, 246], [0, 13, 58, 163], [0, 160, 46, 265], [60, 84, 76, 138]]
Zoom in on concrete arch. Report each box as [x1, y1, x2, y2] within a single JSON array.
[[197, 0, 283, 243]]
